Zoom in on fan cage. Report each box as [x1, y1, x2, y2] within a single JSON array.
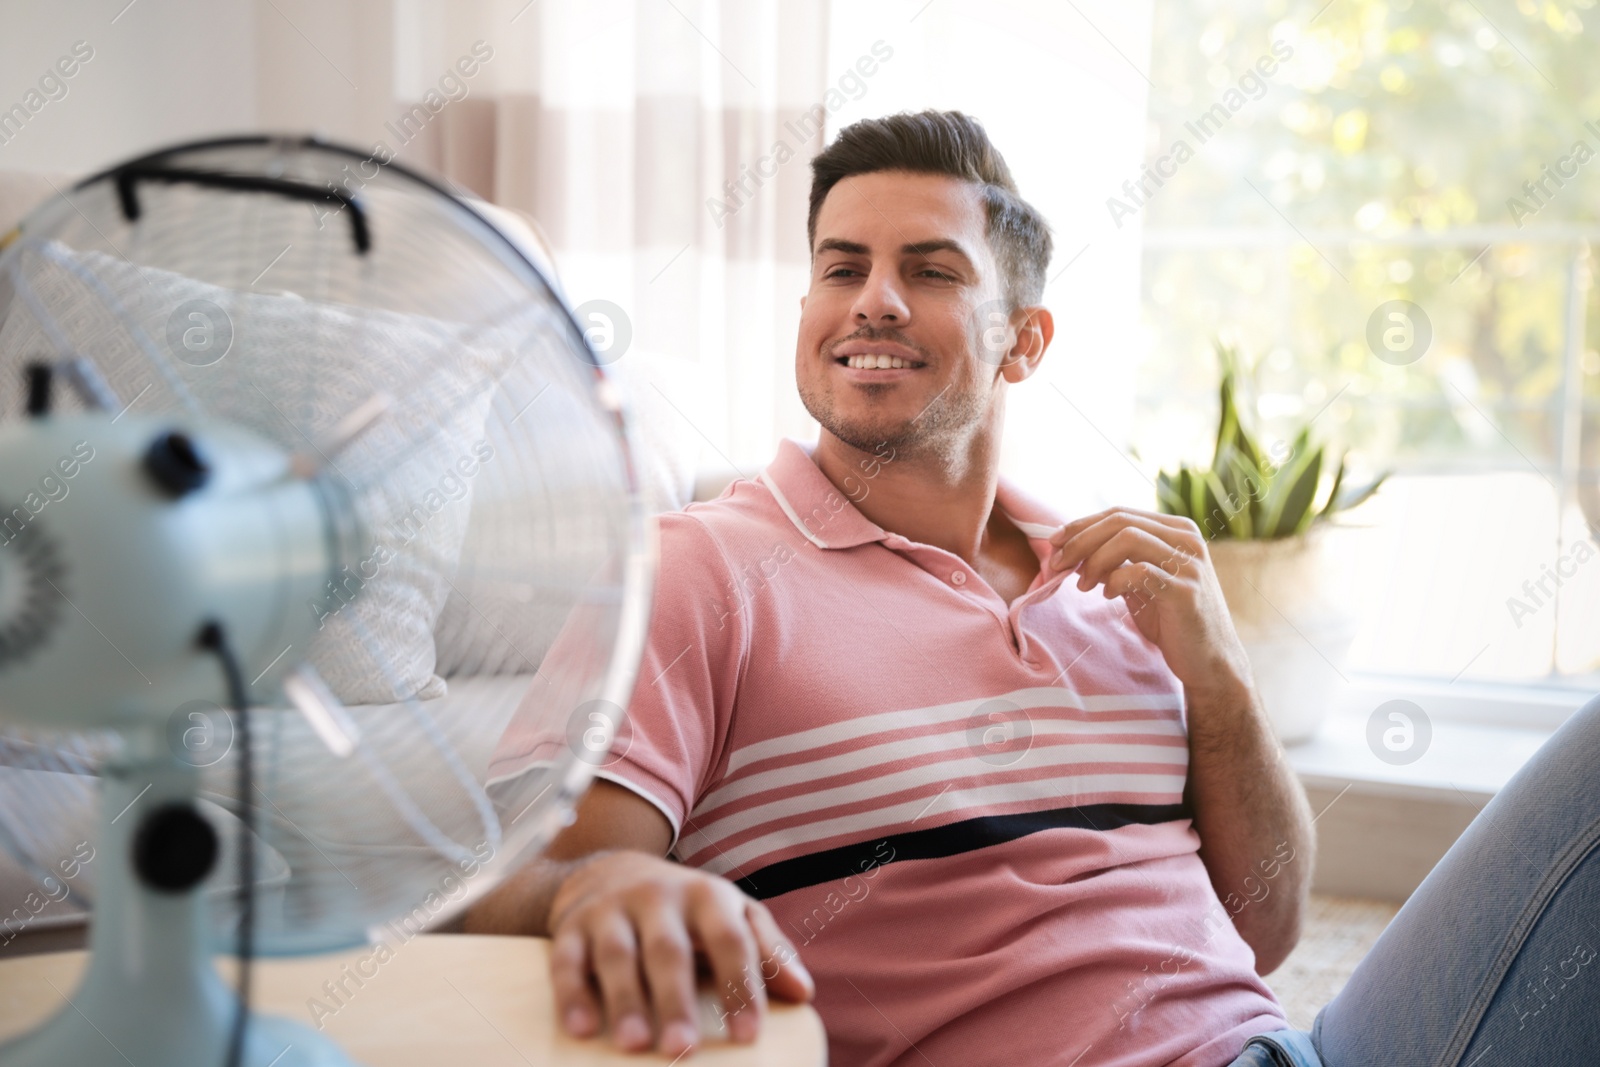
[[0, 135, 653, 954]]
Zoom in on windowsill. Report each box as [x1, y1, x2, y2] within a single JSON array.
[[1280, 678, 1592, 900], [1286, 706, 1554, 803], [1284, 674, 1592, 799], [1336, 672, 1598, 731]]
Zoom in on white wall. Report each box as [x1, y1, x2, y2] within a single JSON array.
[[0, 0, 409, 177], [253, 0, 396, 149], [0, 0, 257, 175]]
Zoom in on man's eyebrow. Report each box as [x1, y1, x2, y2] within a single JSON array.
[[813, 237, 976, 262], [900, 239, 975, 263]]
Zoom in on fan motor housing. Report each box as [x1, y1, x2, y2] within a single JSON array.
[[0, 413, 332, 730]]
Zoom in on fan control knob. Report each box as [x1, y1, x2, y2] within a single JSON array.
[[142, 431, 211, 497], [132, 802, 218, 893]]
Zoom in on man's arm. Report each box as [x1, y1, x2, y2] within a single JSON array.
[[1181, 677, 1314, 975], [1047, 507, 1314, 974], [466, 778, 673, 936], [464, 779, 813, 1057]]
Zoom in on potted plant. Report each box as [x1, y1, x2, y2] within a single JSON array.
[[1155, 342, 1389, 744]]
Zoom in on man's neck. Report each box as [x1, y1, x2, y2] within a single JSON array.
[[811, 429, 1006, 567]]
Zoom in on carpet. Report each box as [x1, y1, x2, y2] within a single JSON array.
[[1264, 894, 1403, 1030]]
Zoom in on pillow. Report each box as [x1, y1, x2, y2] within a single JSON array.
[[462, 197, 706, 513], [422, 202, 705, 678], [0, 239, 499, 704], [605, 350, 707, 514]]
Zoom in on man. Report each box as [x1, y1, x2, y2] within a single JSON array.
[[470, 108, 1314, 1066]]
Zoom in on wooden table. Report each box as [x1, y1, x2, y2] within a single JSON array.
[[0, 934, 827, 1065]]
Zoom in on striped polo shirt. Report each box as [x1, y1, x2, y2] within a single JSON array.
[[491, 437, 1288, 1067]]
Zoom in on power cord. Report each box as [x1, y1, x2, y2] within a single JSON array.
[[199, 620, 254, 1067]]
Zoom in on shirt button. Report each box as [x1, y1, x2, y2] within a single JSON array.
[[951, 571, 967, 586]]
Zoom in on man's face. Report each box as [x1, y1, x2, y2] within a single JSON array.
[[796, 169, 1013, 460]]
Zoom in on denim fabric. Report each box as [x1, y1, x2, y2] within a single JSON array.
[[1224, 692, 1600, 1067], [1231, 1029, 1320, 1066]]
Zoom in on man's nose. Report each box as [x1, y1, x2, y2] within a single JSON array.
[[850, 268, 910, 326]]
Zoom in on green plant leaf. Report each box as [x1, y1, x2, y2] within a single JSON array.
[[1173, 340, 1390, 540], [1285, 425, 1312, 469], [1214, 381, 1235, 469], [1175, 467, 1196, 523], [1261, 444, 1323, 538], [1316, 451, 1348, 523], [1333, 471, 1391, 514], [1212, 445, 1242, 510], [1194, 468, 1227, 536], [1186, 466, 1211, 530], [1213, 342, 1263, 473], [1215, 441, 1265, 539], [1156, 469, 1185, 515], [1201, 468, 1249, 539]]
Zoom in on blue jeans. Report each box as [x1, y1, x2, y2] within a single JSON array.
[[1229, 691, 1600, 1067]]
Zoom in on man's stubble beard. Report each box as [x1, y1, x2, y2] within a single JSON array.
[[798, 370, 991, 468]]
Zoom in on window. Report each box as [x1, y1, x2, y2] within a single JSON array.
[[1138, 1, 1600, 695]]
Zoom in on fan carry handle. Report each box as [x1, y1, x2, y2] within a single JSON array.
[[110, 164, 372, 256]]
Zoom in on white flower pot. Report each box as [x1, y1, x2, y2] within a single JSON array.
[[1206, 527, 1358, 744]]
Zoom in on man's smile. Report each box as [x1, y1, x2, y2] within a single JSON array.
[[828, 338, 928, 378]]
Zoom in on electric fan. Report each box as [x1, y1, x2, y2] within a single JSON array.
[[0, 136, 652, 1065]]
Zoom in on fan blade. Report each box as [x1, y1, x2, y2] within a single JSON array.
[[289, 392, 394, 478], [282, 664, 361, 759], [320, 392, 393, 457]]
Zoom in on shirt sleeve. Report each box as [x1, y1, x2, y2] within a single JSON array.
[[596, 511, 748, 842]]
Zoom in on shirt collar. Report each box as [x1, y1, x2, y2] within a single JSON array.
[[758, 437, 1066, 554], [758, 438, 886, 550]]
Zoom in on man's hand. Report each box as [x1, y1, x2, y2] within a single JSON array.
[[548, 851, 814, 1058], [466, 781, 814, 1058], [1047, 507, 1252, 701]]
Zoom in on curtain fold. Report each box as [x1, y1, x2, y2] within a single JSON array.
[[397, 0, 828, 474]]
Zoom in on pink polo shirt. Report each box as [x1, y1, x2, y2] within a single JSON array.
[[491, 437, 1288, 1067]]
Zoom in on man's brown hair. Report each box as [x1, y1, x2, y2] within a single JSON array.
[[807, 109, 1053, 309]]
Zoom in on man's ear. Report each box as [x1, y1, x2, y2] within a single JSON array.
[[1000, 306, 1054, 384]]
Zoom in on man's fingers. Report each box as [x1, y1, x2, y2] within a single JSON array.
[[587, 911, 653, 1051], [1052, 506, 1202, 546], [688, 887, 765, 1043], [550, 925, 603, 1039], [1052, 512, 1142, 571], [746, 901, 814, 1002], [1051, 510, 1205, 572], [1049, 507, 1114, 545], [1103, 561, 1167, 611], [1068, 524, 1196, 591], [633, 904, 702, 1057]]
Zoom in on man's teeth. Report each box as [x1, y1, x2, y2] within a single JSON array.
[[843, 353, 918, 369]]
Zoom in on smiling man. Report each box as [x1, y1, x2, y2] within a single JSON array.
[[469, 110, 1315, 1066]]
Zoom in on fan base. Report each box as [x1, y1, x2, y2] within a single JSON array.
[[0, 748, 362, 1067]]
